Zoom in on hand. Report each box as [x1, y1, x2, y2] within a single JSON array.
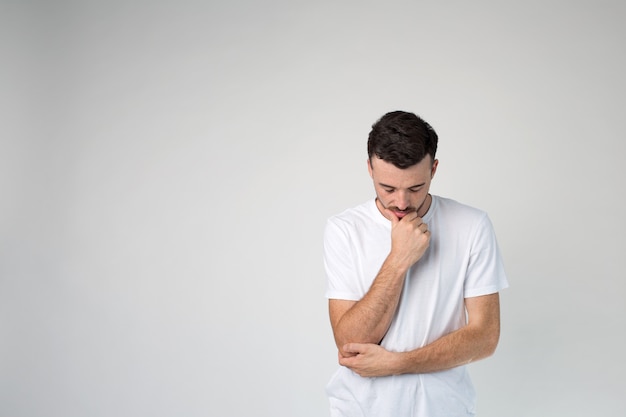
[[385, 209, 431, 268], [338, 343, 399, 378]]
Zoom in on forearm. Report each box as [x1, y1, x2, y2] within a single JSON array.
[[339, 321, 500, 378], [337, 287, 502, 379], [394, 319, 500, 375], [333, 255, 409, 351]]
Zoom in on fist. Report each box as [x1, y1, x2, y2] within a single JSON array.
[[386, 209, 431, 268]]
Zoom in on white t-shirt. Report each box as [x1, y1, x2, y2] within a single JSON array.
[[324, 195, 509, 417]]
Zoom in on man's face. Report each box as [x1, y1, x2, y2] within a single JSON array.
[[368, 155, 438, 220]]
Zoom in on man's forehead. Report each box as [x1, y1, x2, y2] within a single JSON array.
[[372, 166, 430, 190]]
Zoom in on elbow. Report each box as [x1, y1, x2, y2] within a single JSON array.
[[483, 341, 498, 359], [469, 322, 500, 362], [482, 328, 501, 358], [333, 334, 362, 358], [333, 327, 353, 357], [334, 336, 349, 357], [333, 327, 380, 358], [334, 333, 357, 360], [470, 338, 498, 364]]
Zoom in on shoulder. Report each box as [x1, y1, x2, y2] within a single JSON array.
[[324, 199, 386, 245], [327, 199, 378, 228], [430, 196, 497, 242], [433, 195, 488, 222]]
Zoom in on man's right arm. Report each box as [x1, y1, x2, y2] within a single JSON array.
[[328, 209, 430, 358], [329, 255, 409, 357]]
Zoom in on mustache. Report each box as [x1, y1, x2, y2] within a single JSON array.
[[388, 206, 416, 213]]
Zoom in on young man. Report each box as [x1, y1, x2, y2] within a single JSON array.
[[323, 111, 509, 416]]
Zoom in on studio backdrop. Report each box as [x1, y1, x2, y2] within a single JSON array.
[[1, 1, 624, 416]]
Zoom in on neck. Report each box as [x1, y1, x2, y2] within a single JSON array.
[[416, 194, 432, 217]]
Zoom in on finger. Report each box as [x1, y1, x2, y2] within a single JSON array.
[[342, 343, 356, 354], [343, 343, 365, 354], [404, 212, 419, 222], [383, 208, 400, 225], [338, 348, 357, 359], [338, 354, 352, 367], [338, 351, 360, 368]]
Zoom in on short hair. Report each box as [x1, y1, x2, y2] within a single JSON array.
[[367, 111, 438, 169]]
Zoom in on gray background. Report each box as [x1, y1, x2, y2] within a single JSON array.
[[2, 1, 625, 416]]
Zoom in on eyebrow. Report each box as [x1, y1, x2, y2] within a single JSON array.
[[379, 182, 426, 189]]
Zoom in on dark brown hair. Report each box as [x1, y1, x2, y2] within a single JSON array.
[[367, 111, 438, 169]]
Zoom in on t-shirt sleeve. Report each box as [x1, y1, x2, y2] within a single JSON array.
[[323, 218, 362, 301], [464, 213, 509, 298]]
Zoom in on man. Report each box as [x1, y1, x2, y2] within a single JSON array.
[[323, 110, 508, 416]]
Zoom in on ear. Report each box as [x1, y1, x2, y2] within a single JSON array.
[[431, 159, 439, 179], [367, 158, 373, 178]]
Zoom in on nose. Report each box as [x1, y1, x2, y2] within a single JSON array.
[[396, 191, 410, 210]]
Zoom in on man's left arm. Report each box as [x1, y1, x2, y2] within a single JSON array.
[[339, 292, 501, 377]]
